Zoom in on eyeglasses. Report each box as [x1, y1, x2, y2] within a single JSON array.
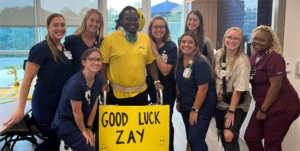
[[152, 26, 165, 29], [86, 58, 103, 63], [226, 36, 241, 42], [252, 37, 269, 43], [123, 17, 139, 23]]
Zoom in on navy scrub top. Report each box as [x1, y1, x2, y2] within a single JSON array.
[[52, 71, 103, 132], [28, 40, 72, 110], [64, 35, 103, 74], [146, 41, 177, 97], [175, 56, 216, 119]]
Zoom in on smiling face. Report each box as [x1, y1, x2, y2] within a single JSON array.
[[251, 30, 272, 53], [82, 51, 102, 73], [47, 17, 66, 41], [180, 35, 196, 56], [187, 13, 200, 32], [158, 137, 166, 147], [121, 9, 139, 34], [100, 144, 108, 151], [224, 30, 242, 51], [151, 19, 166, 40], [85, 12, 101, 33]]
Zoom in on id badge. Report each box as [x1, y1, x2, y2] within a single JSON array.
[[161, 53, 168, 62], [85, 90, 91, 105], [183, 68, 192, 79], [64, 51, 73, 60], [221, 70, 226, 77]]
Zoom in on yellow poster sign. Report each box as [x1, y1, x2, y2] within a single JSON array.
[[99, 105, 170, 151]]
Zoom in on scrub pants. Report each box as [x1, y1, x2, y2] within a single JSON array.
[[245, 101, 300, 151], [149, 90, 175, 151], [180, 111, 211, 151], [32, 103, 61, 151], [55, 127, 96, 151]]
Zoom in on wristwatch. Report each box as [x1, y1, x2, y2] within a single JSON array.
[[191, 107, 199, 113], [260, 107, 267, 114], [86, 125, 93, 130], [228, 109, 235, 114]]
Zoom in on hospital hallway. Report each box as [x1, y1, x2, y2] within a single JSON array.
[[0, 104, 250, 151]]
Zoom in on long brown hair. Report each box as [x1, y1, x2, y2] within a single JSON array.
[[148, 15, 171, 43], [184, 10, 204, 53], [45, 13, 66, 64], [174, 31, 213, 79], [72, 9, 104, 43], [217, 27, 248, 75]]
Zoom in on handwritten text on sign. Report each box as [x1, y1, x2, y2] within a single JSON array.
[[99, 105, 169, 151]]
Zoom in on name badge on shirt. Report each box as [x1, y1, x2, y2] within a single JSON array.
[[85, 90, 91, 105], [183, 68, 192, 79], [64, 51, 73, 60], [161, 51, 168, 63], [221, 70, 226, 77]]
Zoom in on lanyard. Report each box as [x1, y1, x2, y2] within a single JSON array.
[[221, 51, 228, 93]]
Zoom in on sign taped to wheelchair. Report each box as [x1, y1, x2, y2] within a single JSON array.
[[99, 105, 170, 151]]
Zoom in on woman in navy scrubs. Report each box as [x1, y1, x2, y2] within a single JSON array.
[[52, 48, 103, 151], [4, 13, 72, 151], [146, 15, 177, 151], [174, 31, 216, 151], [64, 9, 104, 142], [64, 8, 104, 74]]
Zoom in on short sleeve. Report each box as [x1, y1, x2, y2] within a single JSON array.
[[266, 54, 286, 77], [65, 80, 83, 101], [146, 37, 155, 64], [166, 42, 177, 65], [100, 37, 111, 64], [233, 65, 251, 91], [193, 59, 212, 86], [28, 43, 47, 66]]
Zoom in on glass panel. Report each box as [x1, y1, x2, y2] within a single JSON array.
[[107, 0, 142, 34], [0, 0, 35, 27], [39, 0, 98, 26], [0, 26, 35, 86], [0, 54, 28, 86], [0, 27, 35, 51], [151, 0, 183, 45]]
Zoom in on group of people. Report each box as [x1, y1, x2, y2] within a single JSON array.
[[2, 5, 300, 151]]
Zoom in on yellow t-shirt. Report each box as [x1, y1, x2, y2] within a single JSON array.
[[100, 30, 155, 98]]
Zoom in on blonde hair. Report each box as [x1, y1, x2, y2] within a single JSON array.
[[217, 27, 248, 75], [148, 15, 171, 43], [72, 9, 104, 43], [250, 25, 283, 57], [45, 13, 65, 65], [174, 31, 214, 79]]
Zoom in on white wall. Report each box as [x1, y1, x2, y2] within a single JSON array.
[[282, 0, 300, 150]]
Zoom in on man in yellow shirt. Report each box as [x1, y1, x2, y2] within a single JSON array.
[[100, 6, 163, 105]]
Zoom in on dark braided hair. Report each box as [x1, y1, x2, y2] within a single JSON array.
[[113, 6, 139, 30]]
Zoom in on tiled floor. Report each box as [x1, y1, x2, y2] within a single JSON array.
[[1, 106, 249, 151]]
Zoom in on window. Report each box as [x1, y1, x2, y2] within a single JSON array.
[[0, 0, 35, 85], [151, 0, 183, 45]]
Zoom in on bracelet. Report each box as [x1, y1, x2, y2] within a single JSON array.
[[155, 55, 161, 60], [154, 80, 160, 84]]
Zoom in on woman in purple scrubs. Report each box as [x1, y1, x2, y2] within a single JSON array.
[[244, 25, 300, 151]]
